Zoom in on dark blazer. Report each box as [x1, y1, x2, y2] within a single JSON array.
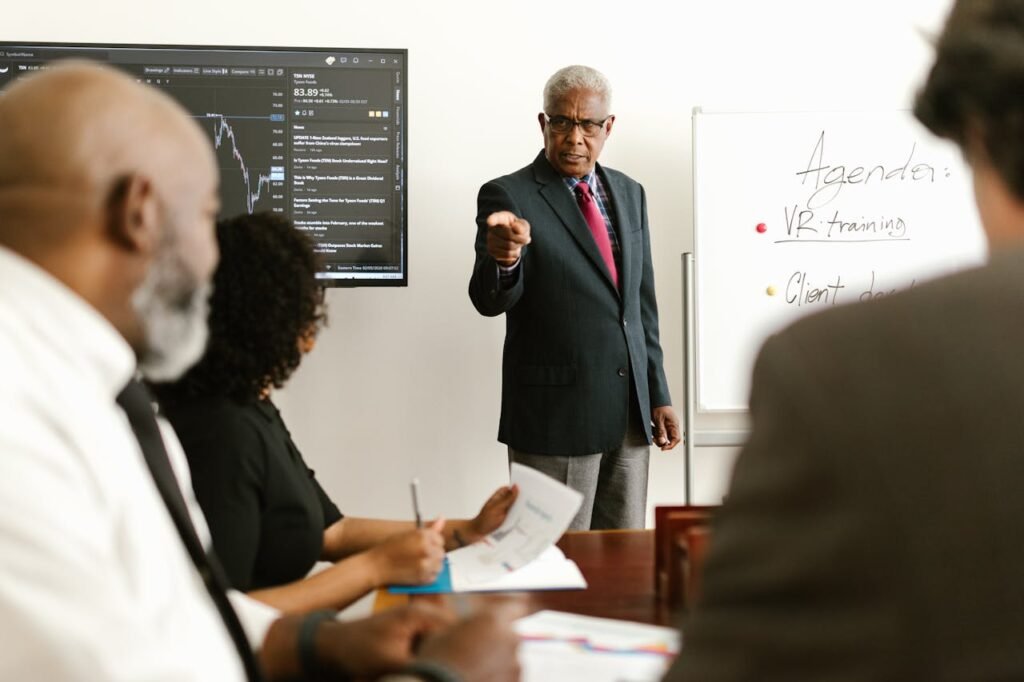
[[667, 247, 1024, 681], [470, 150, 671, 455]]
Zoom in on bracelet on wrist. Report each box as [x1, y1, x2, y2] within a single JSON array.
[[298, 610, 344, 681]]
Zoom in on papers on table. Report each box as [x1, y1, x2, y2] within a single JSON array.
[[515, 610, 681, 682], [388, 546, 586, 594], [389, 463, 585, 594], [452, 545, 585, 592], [446, 463, 584, 585]]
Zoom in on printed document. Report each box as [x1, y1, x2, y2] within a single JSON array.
[[516, 610, 681, 682], [389, 463, 585, 593], [447, 463, 584, 586]]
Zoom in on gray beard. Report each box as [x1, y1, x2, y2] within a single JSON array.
[[132, 244, 211, 383]]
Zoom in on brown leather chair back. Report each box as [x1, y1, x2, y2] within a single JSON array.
[[654, 505, 716, 609]]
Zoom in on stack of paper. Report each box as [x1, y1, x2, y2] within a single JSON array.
[[452, 545, 585, 592], [515, 610, 681, 682]]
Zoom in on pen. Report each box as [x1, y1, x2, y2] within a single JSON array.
[[410, 477, 422, 528]]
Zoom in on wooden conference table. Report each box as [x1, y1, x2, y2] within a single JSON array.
[[376, 529, 679, 628]]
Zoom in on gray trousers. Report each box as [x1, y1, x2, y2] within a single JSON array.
[[508, 402, 651, 530]]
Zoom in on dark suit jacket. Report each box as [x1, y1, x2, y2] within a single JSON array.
[[469, 151, 671, 455], [667, 247, 1024, 681]]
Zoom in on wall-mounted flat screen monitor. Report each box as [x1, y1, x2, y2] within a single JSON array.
[[0, 42, 408, 286]]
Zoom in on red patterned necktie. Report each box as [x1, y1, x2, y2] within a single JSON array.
[[574, 182, 619, 289]]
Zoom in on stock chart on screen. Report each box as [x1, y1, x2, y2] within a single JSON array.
[[0, 42, 407, 286]]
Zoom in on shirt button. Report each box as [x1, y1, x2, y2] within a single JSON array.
[[617, 368, 627, 377], [623, 320, 628, 328]]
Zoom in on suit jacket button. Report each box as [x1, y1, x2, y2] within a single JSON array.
[[617, 368, 627, 377]]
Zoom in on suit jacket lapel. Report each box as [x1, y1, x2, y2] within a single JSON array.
[[533, 153, 619, 295]]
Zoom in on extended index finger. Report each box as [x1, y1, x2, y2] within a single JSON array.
[[486, 211, 520, 228]]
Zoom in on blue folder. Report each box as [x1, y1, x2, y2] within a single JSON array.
[[387, 557, 453, 594]]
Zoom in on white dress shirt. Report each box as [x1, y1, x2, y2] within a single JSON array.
[[0, 246, 278, 680]]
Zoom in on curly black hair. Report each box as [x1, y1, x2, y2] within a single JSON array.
[[152, 212, 327, 404], [915, 0, 1024, 198]]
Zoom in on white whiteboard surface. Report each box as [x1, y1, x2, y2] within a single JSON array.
[[693, 109, 987, 412]]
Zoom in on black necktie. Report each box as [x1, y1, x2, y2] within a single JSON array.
[[116, 379, 264, 682]]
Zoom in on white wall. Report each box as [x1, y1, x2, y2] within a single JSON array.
[[5, 0, 956, 523]]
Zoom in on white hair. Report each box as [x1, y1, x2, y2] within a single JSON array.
[[543, 65, 612, 113]]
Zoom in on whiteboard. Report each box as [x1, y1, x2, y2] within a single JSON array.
[[692, 109, 987, 412]]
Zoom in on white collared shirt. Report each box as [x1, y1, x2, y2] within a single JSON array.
[[0, 246, 277, 680]]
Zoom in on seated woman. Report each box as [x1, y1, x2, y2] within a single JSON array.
[[152, 212, 516, 614]]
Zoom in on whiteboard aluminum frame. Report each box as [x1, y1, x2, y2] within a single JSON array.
[[682, 252, 748, 505]]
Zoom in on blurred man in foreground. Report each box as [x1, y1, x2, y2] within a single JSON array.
[[668, 1, 1024, 679], [0, 61, 521, 682]]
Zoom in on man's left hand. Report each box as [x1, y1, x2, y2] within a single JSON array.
[[652, 406, 682, 450]]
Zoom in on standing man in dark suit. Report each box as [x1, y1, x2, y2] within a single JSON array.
[[470, 65, 680, 530], [667, 1, 1024, 679]]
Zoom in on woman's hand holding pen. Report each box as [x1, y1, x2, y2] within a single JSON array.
[[367, 518, 446, 586]]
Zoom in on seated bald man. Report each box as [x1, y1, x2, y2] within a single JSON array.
[[0, 62, 522, 682]]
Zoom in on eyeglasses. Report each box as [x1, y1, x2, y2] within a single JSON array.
[[545, 115, 611, 137]]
